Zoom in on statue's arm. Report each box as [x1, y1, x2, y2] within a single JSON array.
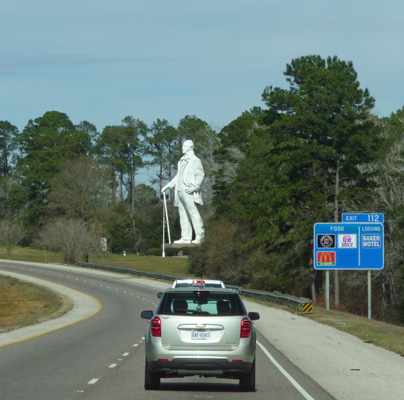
[[193, 159, 205, 190], [162, 174, 178, 192], [183, 159, 204, 194]]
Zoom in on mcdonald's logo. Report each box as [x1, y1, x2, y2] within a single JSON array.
[[317, 251, 336, 266]]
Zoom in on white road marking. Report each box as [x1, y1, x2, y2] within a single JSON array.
[[257, 341, 315, 400], [133, 344, 139, 347], [109, 364, 117, 368], [123, 353, 129, 357], [88, 379, 99, 385]]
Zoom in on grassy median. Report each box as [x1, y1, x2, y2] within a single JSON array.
[[0, 275, 72, 333]]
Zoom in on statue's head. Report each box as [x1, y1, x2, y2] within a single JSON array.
[[182, 140, 194, 154]]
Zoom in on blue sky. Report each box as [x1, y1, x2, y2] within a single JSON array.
[[2, 0, 404, 134]]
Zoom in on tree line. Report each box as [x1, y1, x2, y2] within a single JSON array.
[[1, 54, 404, 323], [0, 112, 216, 258]]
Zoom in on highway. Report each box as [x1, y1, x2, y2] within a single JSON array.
[[0, 261, 334, 400], [1, 261, 403, 400]]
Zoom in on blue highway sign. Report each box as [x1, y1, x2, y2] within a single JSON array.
[[342, 213, 384, 223], [314, 223, 384, 270]]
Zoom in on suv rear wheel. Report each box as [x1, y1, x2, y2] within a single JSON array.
[[239, 358, 256, 392], [144, 358, 160, 390]]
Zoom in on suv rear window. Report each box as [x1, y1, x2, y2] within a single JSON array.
[[158, 292, 246, 316]]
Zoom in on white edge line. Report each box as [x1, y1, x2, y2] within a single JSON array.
[[257, 341, 315, 400]]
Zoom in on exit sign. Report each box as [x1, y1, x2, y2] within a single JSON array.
[[342, 213, 384, 223]]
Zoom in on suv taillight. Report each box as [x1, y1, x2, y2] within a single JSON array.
[[151, 316, 161, 337], [240, 317, 252, 338]]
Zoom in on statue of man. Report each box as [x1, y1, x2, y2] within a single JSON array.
[[162, 140, 205, 244]]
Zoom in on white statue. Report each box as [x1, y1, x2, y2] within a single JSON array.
[[162, 140, 205, 244]]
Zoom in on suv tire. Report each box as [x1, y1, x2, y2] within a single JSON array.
[[239, 358, 256, 392], [144, 358, 160, 390]]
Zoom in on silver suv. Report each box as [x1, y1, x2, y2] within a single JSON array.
[[141, 288, 260, 391]]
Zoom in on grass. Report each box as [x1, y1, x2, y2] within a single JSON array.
[[92, 252, 190, 277], [0, 245, 190, 278], [1, 245, 403, 357], [0, 246, 65, 265], [306, 306, 404, 356], [249, 298, 404, 357], [0, 275, 73, 333]]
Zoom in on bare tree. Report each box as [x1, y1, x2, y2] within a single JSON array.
[[37, 219, 100, 264], [0, 219, 25, 259], [47, 156, 110, 221]]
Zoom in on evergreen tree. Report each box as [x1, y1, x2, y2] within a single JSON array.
[[0, 121, 18, 177], [121, 116, 148, 215], [96, 117, 147, 212], [12, 111, 92, 227], [213, 108, 266, 217], [370, 107, 404, 318], [146, 119, 177, 192], [213, 56, 381, 300]]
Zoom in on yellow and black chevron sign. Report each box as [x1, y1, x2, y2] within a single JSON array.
[[303, 303, 313, 313]]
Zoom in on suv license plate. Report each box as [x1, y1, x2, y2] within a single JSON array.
[[191, 330, 211, 340]]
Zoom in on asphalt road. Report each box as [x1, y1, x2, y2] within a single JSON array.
[[0, 261, 334, 400]]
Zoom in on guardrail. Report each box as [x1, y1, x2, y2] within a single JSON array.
[[76, 262, 312, 312]]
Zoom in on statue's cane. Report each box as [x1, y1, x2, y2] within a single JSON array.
[[163, 192, 171, 244]]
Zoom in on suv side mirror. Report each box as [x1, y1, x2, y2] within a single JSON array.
[[157, 292, 163, 298], [248, 312, 260, 321], [141, 310, 154, 320]]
